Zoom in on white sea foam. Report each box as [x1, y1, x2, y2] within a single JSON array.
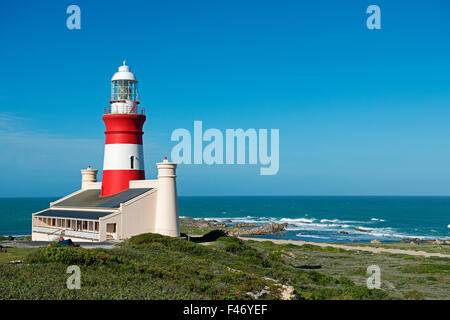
[[280, 217, 315, 224], [320, 219, 339, 223], [354, 226, 373, 231], [320, 218, 368, 224], [296, 234, 330, 239], [191, 215, 448, 242]]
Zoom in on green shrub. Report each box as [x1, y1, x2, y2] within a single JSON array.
[[0, 236, 15, 241], [129, 233, 209, 256], [216, 235, 241, 243], [224, 242, 244, 253], [267, 251, 283, 263], [342, 286, 389, 300], [401, 264, 450, 274], [258, 241, 277, 248], [403, 290, 425, 300], [26, 246, 122, 267], [222, 239, 267, 267]]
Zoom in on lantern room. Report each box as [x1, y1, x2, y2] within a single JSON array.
[[109, 61, 141, 114]]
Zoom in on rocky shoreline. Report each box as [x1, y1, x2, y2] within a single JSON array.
[[180, 217, 288, 237], [181, 217, 450, 245]]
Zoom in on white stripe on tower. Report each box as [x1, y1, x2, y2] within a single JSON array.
[[103, 144, 144, 170]]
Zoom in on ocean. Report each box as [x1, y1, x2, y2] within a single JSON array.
[[1, 196, 449, 243]]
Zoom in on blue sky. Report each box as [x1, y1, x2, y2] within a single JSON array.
[[1, 0, 450, 196]]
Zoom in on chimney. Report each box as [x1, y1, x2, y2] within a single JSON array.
[[80, 166, 98, 190], [154, 157, 179, 237]]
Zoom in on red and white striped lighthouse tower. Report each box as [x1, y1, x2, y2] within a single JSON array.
[[101, 62, 146, 197]]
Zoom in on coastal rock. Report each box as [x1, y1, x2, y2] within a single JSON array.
[[181, 217, 209, 227], [227, 222, 288, 237], [370, 240, 381, 244], [180, 217, 226, 229], [355, 228, 372, 233], [431, 239, 443, 245], [234, 223, 257, 228], [339, 231, 349, 235], [181, 217, 288, 237], [263, 276, 301, 300], [402, 238, 426, 244], [281, 250, 296, 258], [246, 287, 270, 299]]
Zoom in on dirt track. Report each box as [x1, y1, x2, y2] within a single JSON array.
[[240, 237, 450, 258]]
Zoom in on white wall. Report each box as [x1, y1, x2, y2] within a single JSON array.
[[119, 189, 158, 239]]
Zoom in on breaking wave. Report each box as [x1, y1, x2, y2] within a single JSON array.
[[192, 214, 450, 243]]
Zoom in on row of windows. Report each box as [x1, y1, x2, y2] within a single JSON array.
[[38, 217, 99, 232]]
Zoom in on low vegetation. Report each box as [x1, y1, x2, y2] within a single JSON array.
[[0, 226, 448, 300]]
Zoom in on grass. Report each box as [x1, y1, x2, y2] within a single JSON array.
[[341, 242, 450, 255], [0, 233, 389, 300], [179, 225, 218, 236], [0, 248, 38, 265], [400, 264, 450, 274], [248, 242, 450, 300], [0, 224, 449, 300]]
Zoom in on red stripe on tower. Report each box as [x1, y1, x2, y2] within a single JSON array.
[[100, 62, 146, 197]]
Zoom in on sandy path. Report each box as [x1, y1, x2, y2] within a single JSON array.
[[240, 237, 450, 258]]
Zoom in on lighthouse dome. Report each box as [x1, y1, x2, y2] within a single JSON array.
[[111, 61, 136, 81]]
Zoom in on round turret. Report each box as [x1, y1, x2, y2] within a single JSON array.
[[109, 61, 140, 114]]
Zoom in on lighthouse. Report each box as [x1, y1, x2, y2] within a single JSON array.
[[31, 62, 180, 242], [101, 62, 146, 197]]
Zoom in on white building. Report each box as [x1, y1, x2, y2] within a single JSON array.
[[31, 63, 180, 242]]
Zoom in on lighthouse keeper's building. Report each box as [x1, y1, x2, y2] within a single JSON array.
[[31, 62, 180, 242]]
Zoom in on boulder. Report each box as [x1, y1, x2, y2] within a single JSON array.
[[370, 240, 381, 244], [227, 222, 288, 237], [355, 228, 372, 233], [234, 223, 257, 228], [246, 288, 270, 299]]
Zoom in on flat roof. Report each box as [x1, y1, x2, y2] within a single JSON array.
[[53, 188, 152, 209], [35, 209, 115, 220]]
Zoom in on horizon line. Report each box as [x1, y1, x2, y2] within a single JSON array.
[[1, 194, 450, 199]]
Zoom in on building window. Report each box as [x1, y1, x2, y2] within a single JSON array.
[[82, 221, 88, 230], [130, 155, 135, 169], [107, 223, 116, 233], [52, 218, 56, 226], [95, 222, 99, 231]]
